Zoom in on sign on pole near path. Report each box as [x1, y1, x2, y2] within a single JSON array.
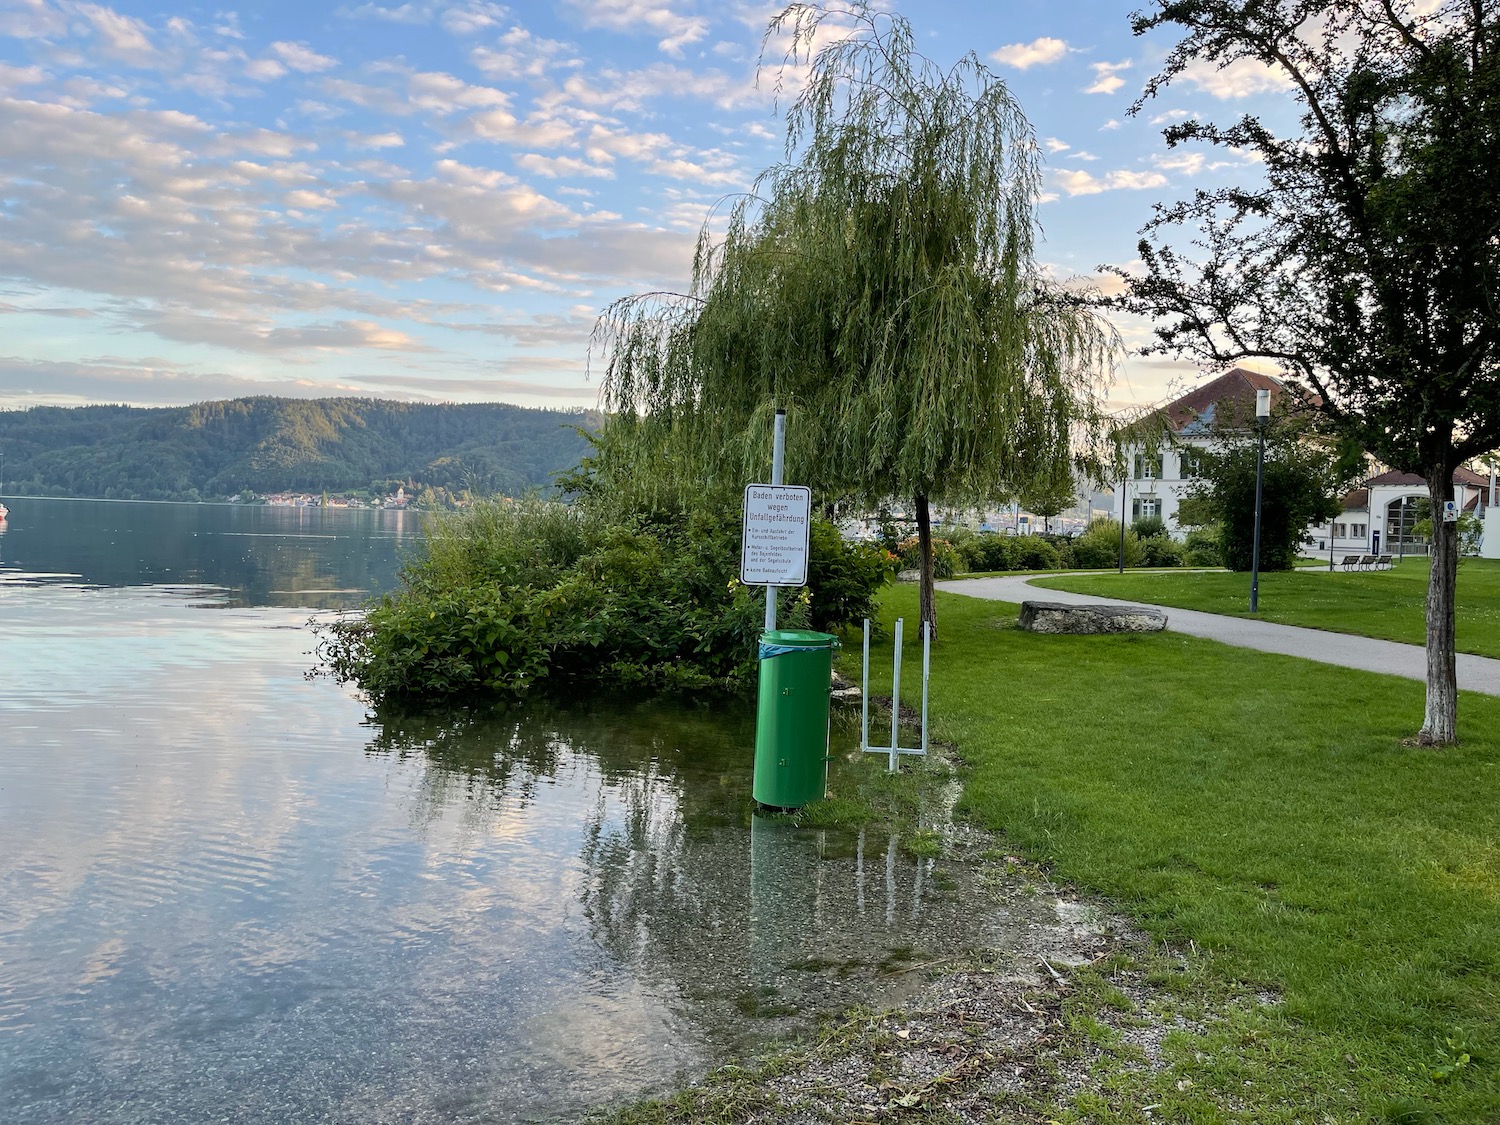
[[741, 484, 811, 586]]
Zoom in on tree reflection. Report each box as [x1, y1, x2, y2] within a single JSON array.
[[363, 696, 964, 1051]]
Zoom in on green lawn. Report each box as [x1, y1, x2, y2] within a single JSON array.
[[852, 585, 1500, 1121], [1026, 556, 1500, 659]]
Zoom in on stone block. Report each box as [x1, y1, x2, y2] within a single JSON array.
[[1018, 600, 1167, 635]]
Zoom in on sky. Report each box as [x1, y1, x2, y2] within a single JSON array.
[[0, 0, 1299, 413]]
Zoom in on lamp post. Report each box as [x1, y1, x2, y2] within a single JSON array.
[[1118, 470, 1127, 573], [1249, 388, 1270, 612]]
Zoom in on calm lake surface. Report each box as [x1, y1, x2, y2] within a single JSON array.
[[0, 498, 1014, 1124]]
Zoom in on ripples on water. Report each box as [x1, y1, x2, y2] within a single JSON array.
[[0, 501, 1020, 1124]]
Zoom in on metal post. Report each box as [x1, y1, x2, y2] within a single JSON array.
[[1250, 416, 1266, 612], [764, 409, 786, 632], [889, 617, 903, 772], [920, 620, 931, 756], [861, 619, 873, 754], [1118, 473, 1127, 572]]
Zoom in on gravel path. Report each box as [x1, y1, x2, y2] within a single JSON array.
[[938, 573, 1500, 697]]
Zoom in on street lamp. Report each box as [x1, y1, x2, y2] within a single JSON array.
[[1249, 387, 1270, 612], [1118, 469, 1127, 573]]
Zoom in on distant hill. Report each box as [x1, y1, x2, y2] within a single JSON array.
[[0, 398, 604, 502]]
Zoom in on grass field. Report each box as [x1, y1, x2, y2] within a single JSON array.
[[1027, 556, 1500, 659], [853, 585, 1500, 1121]]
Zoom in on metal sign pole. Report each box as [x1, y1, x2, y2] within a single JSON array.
[[764, 409, 786, 632]]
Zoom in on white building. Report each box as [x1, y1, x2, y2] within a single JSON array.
[[1307, 468, 1491, 558], [1115, 367, 1291, 534], [1116, 367, 1496, 557]]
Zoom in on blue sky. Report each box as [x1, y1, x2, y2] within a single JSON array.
[[0, 0, 1294, 412]]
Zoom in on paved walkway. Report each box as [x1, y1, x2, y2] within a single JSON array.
[[936, 574, 1500, 697]]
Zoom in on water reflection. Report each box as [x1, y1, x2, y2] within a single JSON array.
[[1, 581, 1024, 1125], [0, 496, 410, 606], [369, 701, 1008, 1058]]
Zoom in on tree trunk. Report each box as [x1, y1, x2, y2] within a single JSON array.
[[915, 493, 937, 641], [1418, 468, 1459, 746]]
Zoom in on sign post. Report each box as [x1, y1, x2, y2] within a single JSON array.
[[746, 410, 833, 810]]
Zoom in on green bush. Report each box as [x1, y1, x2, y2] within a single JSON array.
[[1009, 536, 1062, 570], [1132, 514, 1168, 540], [958, 533, 1013, 572], [1070, 518, 1143, 568], [1140, 536, 1185, 567], [318, 501, 889, 704], [1182, 525, 1224, 567], [806, 522, 895, 631], [897, 536, 961, 577], [1044, 536, 1075, 569]]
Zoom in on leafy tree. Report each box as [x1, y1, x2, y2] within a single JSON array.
[[1019, 468, 1079, 534], [1118, 0, 1500, 744], [596, 1, 1118, 637], [1185, 427, 1348, 571]]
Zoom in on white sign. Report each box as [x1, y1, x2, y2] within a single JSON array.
[[1443, 500, 1460, 523], [741, 484, 811, 586]]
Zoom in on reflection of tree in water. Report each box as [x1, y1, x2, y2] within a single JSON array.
[[364, 696, 975, 1051], [363, 696, 754, 831]]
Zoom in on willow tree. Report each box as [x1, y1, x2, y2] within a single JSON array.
[[597, 1, 1119, 635]]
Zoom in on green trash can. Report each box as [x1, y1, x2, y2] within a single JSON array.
[[753, 629, 839, 809]]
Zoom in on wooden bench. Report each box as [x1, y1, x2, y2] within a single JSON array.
[[1357, 554, 1378, 570], [1374, 554, 1393, 570], [1340, 555, 1362, 571]]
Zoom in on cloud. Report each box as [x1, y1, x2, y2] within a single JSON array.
[[336, 2, 437, 23], [469, 27, 579, 82], [1043, 137, 1070, 153], [0, 62, 46, 95], [76, 4, 161, 68], [989, 37, 1069, 70], [1178, 56, 1293, 98], [356, 372, 600, 400], [0, 355, 363, 408], [0, 0, 67, 39], [347, 130, 405, 148], [246, 58, 288, 82], [515, 153, 615, 178], [270, 42, 338, 73], [1085, 59, 1132, 96], [1050, 168, 1168, 196], [564, 0, 709, 58], [440, 2, 510, 35]]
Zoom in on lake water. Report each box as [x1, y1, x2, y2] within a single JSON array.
[[0, 498, 1025, 1124]]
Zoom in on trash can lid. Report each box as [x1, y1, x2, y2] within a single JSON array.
[[759, 629, 838, 647]]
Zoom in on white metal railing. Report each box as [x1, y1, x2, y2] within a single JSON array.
[[861, 617, 930, 771]]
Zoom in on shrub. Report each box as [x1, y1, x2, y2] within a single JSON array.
[[959, 533, 1013, 572], [1183, 525, 1224, 567], [896, 535, 961, 578], [1071, 518, 1143, 568], [807, 521, 895, 631], [1009, 536, 1062, 571], [1140, 536, 1185, 567], [318, 502, 888, 704], [1132, 514, 1168, 540]]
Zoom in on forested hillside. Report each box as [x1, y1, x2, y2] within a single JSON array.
[[0, 398, 602, 501]]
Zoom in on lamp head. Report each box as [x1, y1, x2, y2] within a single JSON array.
[[1256, 388, 1271, 420]]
